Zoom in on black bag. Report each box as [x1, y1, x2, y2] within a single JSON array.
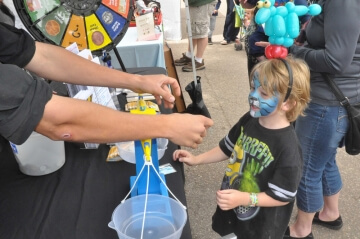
[[322, 73, 360, 155]]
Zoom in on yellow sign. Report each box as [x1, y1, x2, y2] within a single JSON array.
[[85, 14, 112, 51]]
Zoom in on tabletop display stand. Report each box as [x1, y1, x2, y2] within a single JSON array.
[[107, 96, 187, 239], [127, 95, 169, 198], [0, 67, 192, 239], [10, 2, 189, 237], [124, 95, 186, 203]]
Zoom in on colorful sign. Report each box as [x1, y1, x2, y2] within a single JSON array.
[[95, 4, 127, 40], [102, 0, 130, 18], [61, 15, 88, 50], [36, 5, 71, 45], [16, 0, 133, 55], [25, 0, 60, 23], [85, 14, 112, 51]]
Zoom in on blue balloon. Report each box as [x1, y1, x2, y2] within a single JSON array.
[[269, 36, 276, 44], [255, 0, 321, 49], [283, 38, 294, 47], [274, 37, 284, 45], [285, 2, 295, 12], [309, 4, 322, 16], [286, 12, 300, 38], [294, 5, 308, 16], [273, 15, 286, 37], [270, 6, 277, 16], [255, 7, 271, 24], [276, 6, 288, 17], [264, 17, 273, 36]]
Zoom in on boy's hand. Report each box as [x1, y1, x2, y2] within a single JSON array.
[[216, 189, 249, 210], [173, 149, 197, 166]]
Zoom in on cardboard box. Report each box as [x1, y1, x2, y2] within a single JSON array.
[[164, 42, 186, 113]]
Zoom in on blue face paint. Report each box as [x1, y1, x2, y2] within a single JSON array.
[[248, 74, 279, 117]]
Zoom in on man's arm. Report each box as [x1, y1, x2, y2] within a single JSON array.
[[36, 95, 213, 149], [25, 42, 180, 108]]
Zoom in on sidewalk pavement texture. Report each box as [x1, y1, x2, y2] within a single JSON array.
[[166, 2, 360, 239]]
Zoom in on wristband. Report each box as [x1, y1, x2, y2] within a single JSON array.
[[249, 193, 258, 207]]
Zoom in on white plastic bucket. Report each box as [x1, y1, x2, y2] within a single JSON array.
[[10, 132, 65, 176], [109, 194, 187, 239], [116, 138, 168, 164]]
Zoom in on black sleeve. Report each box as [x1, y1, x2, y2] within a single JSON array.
[[0, 23, 35, 67], [0, 65, 52, 144], [265, 143, 303, 203]]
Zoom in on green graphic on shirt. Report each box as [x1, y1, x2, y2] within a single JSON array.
[[237, 126, 274, 175], [223, 126, 274, 221], [238, 161, 260, 193]]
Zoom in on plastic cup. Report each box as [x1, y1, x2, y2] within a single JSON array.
[[109, 194, 187, 239], [10, 132, 65, 176]]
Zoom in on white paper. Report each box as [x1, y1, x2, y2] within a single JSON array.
[[159, 163, 177, 175], [73, 89, 93, 101], [135, 13, 156, 41], [65, 42, 80, 54], [64, 43, 119, 149]]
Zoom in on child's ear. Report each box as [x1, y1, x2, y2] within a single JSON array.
[[281, 99, 296, 112]]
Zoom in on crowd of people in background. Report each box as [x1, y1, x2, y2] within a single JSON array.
[[178, 0, 359, 238]]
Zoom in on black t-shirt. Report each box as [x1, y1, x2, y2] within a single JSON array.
[[0, 23, 52, 144], [212, 112, 303, 238]]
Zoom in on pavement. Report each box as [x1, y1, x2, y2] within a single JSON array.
[[166, 2, 360, 239]]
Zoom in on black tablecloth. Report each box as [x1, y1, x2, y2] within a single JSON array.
[[0, 67, 192, 239]]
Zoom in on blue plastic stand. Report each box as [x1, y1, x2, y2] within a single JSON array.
[[130, 138, 168, 197]]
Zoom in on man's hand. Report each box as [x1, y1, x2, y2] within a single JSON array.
[[166, 113, 213, 149], [133, 74, 181, 109]]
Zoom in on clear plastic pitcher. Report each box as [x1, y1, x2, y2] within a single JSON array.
[[10, 132, 65, 176], [109, 194, 187, 239]]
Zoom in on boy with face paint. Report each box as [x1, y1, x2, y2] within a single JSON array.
[[173, 57, 311, 238], [248, 72, 279, 118]]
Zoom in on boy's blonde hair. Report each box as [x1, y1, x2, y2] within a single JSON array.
[[250, 57, 311, 122]]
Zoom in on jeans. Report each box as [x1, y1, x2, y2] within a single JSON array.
[[222, 0, 239, 42], [295, 102, 348, 212], [208, 15, 216, 38]]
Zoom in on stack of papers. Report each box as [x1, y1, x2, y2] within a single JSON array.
[[65, 43, 118, 149]]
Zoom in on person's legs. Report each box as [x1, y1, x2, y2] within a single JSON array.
[[315, 157, 342, 224], [208, 15, 216, 44], [287, 103, 347, 238], [289, 210, 315, 238], [182, 1, 216, 72], [222, 0, 232, 43], [195, 37, 208, 59], [175, 4, 201, 66], [188, 39, 198, 53], [227, 10, 240, 41], [222, 0, 240, 44], [320, 193, 341, 221], [182, 37, 206, 72]]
